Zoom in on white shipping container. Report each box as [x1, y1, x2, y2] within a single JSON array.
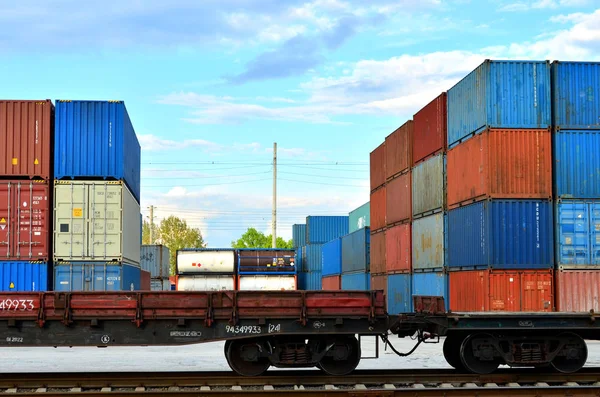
[[151, 278, 171, 291], [238, 275, 297, 291], [177, 275, 235, 291], [141, 245, 171, 278], [53, 181, 141, 264], [177, 249, 236, 274]]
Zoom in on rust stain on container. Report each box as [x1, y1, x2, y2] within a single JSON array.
[[386, 171, 411, 226], [385, 121, 412, 179], [370, 230, 386, 275], [556, 269, 600, 312], [385, 223, 411, 274], [370, 186, 386, 231], [370, 142, 386, 192], [370, 274, 388, 297], [447, 128, 552, 208], [413, 93, 447, 165], [0, 100, 53, 180]]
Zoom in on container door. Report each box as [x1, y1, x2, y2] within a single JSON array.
[[0, 184, 11, 258], [89, 184, 123, 260], [557, 202, 590, 265], [54, 183, 87, 259], [591, 203, 600, 265], [14, 182, 49, 260]]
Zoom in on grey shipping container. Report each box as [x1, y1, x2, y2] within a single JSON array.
[[151, 278, 171, 291], [412, 153, 445, 218], [141, 245, 171, 278], [412, 212, 446, 271], [53, 180, 141, 265], [341, 228, 370, 273]]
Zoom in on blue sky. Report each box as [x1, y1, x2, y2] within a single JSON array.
[[1, 0, 598, 246]]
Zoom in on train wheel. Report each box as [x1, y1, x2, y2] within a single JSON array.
[[551, 333, 587, 373], [225, 339, 270, 377], [460, 333, 501, 374], [317, 335, 361, 376], [443, 335, 465, 371]]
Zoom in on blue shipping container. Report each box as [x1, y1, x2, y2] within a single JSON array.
[[306, 216, 349, 244], [54, 262, 141, 291], [54, 100, 142, 202], [552, 62, 600, 129], [302, 244, 324, 272], [341, 227, 370, 273], [0, 261, 49, 292], [447, 60, 551, 147], [447, 200, 554, 269], [292, 224, 307, 248], [298, 271, 322, 290], [554, 129, 600, 199], [341, 271, 370, 291], [295, 248, 303, 273], [387, 273, 412, 314], [556, 201, 600, 266], [412, 272, 448, 311], [322, 238, 342, 276]]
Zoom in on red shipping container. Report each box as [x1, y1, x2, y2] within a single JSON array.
[[322, 275, 341, 290], [370, 142, 386, 192], [447, 128, 552, 208], [0, 100, 53, 180], [140, 270, 151, 291], [371, 274, 388, 297], [449, 269, 553, 312], [370, 230, 386, 274], [386, 172, 411, 225], [0, 180, 50, 260], [370, 186, 386, 231], [413, 93, 447, 165], [385, 121, 412, 179], [556, 269, 600, 312], [385, 223, 411, 274]]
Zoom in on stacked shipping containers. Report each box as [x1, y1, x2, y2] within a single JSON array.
[[141, 245, 171, 290], [552, 62, 600, 312], [0, 100, 53, 291], [292, 224, 306, 288], [176, 249, 236, 290], [52, 100, 142, 291]]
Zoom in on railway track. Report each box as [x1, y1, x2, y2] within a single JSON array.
[[1, 369, 600, 396]]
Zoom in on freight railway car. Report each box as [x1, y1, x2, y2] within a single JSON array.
[[0, 291, 594, 377]]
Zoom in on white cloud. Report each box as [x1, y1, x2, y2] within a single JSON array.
[[139, 134, 222, 151], [500, 0, 590, 11]]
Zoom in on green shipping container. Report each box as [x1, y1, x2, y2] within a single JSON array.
[[349, 202, 370, 233]]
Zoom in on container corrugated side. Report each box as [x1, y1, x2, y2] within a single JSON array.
[[296, 248, 304, 272], [341, 271, 370, 291], [54, 100, 141, 202], [303, 244, 324, 273], [370, 230, 386, 274], [0, 261, 49, 291], [322, 275, 341, 290], [447, 60, 551, 147], [341, 228, 370, 273], [413, 92, 446, 165], [150, 278, 171, 291], [370, 187, 386, 231], [140, 270, 151, 290], [53, 262, 141, 291], [370, 142, 386, 192], [349, 202, 370, 233], [53, 180, 141, 265], [0, 180, 50, 261], [412, 272, 448, 311], [386, 172, 411, 225], [556, 269, 600, 312], [140, 245, 170, 278], [322, 238, 342, 276], [449, 270, 489, 312], [555, 201, 600, 267], [446, 128, 552, 208], [447, 200, 554, 269], [412, 213, 446, 271], [298, 271, 322, 290], [387, 273, 412, 314], [371, 274, 387, 297], [306, 216, 349, 244], [385, 121, 412, 179], [0, 100, 53, 180], [385, 223, 411, 274], [552, 61, 600, 129], [412, 153, 445, 217], [292, 224, 307, 248], [554, 129, 600, 199]]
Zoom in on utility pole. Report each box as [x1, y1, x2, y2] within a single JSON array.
[[272, 142, 277, 248], [148, 205, 155, 244]]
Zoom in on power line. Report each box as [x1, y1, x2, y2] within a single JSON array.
[[143, 161, 367, 165], [142, 178, 271, 188], [278, 171, 366, 180], [278, 178, 367, 188], [142, 171, 271, 179]]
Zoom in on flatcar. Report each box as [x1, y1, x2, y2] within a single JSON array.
[[0, 290, 594, 376]]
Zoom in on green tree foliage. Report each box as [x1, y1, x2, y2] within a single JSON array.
[[142, 216, 206, 275], [231, 228, 293, 249]]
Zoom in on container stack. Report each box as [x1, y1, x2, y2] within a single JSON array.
[[552, 62, 600, 312], [369, 143, 389, 305], [292, 223, 306, 287], [321, 237, 342, 290], [445, 60, 554, 312], [0, 100, 53, 291], [141, 245, 171, 291], [176, 248, 237, 291], [52, 100, 142, 291], [237, 249, 297, 291], [349, 202, 370, 233], [341, 227, 371, 290]]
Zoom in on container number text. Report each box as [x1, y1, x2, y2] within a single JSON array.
[[0, 299, 35, 311]]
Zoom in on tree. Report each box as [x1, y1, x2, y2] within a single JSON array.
[[142, 220, 152, 245], [232, 228, 293, 249], [142, 216, 206, 275]]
